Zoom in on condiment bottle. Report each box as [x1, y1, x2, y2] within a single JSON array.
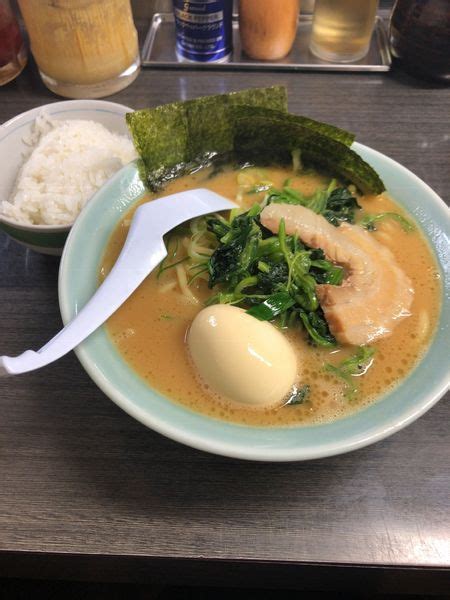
[[238, 0, 300, 61], [173, 0, 233, 63], [17, 0, 140, 98], [0, 0, 27, 86], [390, 0, 450, 83]]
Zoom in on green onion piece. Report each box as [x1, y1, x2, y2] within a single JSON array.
[[361, 212, 414, 232], [235, 276, 258, 295], [247, 291, 295, 321], [326, 364, 358, 399], [257, 261, 271, 273], [157, 255, 189, 277], [325, 346, 375, 399]]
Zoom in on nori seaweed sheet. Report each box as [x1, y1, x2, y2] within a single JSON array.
[[126, 99, 187, 185], [230, 106, 355, 147], [186, 86, 288, 160], [126, 86, 287, 189], [127, 85, 384, 194], [233, 116, 385, 195]]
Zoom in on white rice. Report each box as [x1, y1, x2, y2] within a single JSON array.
[[1, 113, 137, 226]]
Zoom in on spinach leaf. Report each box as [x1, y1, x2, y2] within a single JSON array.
[[268, 182, 361, 227], [285, 384, 311, 406], [299, 310, 337, 348], [205, 203, 343, 346], [323, 187, 362, 226], [257, 261, 289, 294], [207, 210, 262, 288], [310, 259, 345, 285]]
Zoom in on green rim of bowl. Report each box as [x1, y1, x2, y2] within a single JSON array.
[[0, 221, 69, 247], [58, 143, 450, 461]]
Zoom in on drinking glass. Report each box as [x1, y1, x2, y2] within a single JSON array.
[[310, 0, 379, 63], [17, 0, 140, 98], [0, 0, 27, 86]]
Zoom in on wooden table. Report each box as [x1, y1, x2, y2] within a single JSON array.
[[1, 39, 449, 593]]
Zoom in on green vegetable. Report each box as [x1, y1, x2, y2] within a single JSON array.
[[299, 310, 336, 347], [247, 292, 295, 321], [310, 258, 344, 285], [205, 205, 340, 346], [361, 212, 415, 232], [268, 180, 361, 227], [325, 346, 375, 399], [323, 187, 362, 226], [233, 116, 385, 195], [157, 237, 189, 277], [285, 384, 310, 405], [207, 209, 262, 288]]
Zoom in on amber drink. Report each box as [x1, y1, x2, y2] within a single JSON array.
[[18, 0, 140, 98], [310, 0, 378, 63]]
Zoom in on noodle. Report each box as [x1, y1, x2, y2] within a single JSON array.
[[176, 264, 199, 304], [158, 280, 177, 294]]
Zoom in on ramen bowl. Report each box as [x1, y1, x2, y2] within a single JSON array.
[[58, 145, 450, 461]]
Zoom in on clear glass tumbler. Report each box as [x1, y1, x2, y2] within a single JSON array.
[[17, 0, 140, 98], [0, 0, 27, 86], [310, 0, 379, 63]]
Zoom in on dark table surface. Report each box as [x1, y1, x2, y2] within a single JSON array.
[[0, 24, 449, 594]]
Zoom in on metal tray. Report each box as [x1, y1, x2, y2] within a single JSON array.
[[142, 12, 392, 72]]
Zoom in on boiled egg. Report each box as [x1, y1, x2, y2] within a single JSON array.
[[187, 304, 297, 408]]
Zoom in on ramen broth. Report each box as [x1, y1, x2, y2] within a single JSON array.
[[101, 165, 441, 426]]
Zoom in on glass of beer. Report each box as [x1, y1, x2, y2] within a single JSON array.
[[17, 0, 140, 98], [310, 0, 379, 63]]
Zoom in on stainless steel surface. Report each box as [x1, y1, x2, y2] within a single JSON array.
[[142, 12, 391, 72]]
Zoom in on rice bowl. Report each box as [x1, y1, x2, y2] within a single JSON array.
[[0, 100, 134, 254]]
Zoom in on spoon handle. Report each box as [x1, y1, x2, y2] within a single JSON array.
[[0, 189, 235, 376], [1, 204, 167, 376]]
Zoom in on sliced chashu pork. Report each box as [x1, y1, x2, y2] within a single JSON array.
[[260, 203, 414, 346]]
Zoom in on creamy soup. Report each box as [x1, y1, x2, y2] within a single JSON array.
[[101, 165, 441, 427]]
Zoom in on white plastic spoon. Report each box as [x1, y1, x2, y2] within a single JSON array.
[[0, 188, 236, 376]]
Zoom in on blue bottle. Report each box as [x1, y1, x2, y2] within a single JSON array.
[[172, 0, 233, 63]]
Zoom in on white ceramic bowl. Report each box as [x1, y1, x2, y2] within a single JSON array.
[[0, 100, 134, 255], [59, 145, 450, 461]]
